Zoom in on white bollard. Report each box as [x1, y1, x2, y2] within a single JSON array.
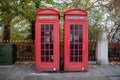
[[96, 30, 109, 65]]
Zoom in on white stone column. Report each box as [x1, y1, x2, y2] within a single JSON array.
[[96, 31, 109, 65]]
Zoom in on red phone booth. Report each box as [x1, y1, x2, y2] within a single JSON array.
[[64, 9, 88, 71], [35, 8, 60, 72]]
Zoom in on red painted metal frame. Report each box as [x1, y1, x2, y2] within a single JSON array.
[[64, 9, 88, 71], [35, 8, 60, 72]]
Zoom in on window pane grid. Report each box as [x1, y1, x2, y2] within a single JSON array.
[[40, 24, 54, 62], [70, 24, 83, 62]]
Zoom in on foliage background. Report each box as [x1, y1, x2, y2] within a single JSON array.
[[0, 0, 120, 42]]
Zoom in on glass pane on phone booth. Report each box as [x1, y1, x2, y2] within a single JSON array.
[[70, 24, 83, 62], [40, 24, 54, 62]]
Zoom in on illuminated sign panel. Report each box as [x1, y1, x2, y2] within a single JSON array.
[[39, 16, 56, 19], [68, 16, 84, 20]]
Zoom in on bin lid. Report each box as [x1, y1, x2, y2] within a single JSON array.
[[0, 44, 16, 46]]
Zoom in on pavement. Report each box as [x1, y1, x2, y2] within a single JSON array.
[[0, 62, 120, 80]]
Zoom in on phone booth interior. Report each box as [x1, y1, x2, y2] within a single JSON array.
[[64, 9, 88, 71], [35, 8, 60, 72]]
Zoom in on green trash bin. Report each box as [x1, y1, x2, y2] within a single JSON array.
[[0, 44, 17, 65]]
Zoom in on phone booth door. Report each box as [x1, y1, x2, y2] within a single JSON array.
[[64, 9, 88, 71]]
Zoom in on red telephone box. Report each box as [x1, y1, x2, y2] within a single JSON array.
[[35, 8, 60, 72], [64, 9, 88, 71]]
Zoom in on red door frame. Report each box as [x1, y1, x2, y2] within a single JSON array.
[[64, 9, 88, 71], [35, 8, 60, 72]]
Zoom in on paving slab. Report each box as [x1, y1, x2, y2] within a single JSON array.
[[0, 63, 120, 80], [109, 77, 120, 80], [24, 73, 76, 80], [23, 75, 40, 80], [90, 76, 110, 80], [0, 73, 11, 80], [62, 73, 81, 80], [80, 75, 91, 80], [88, 68, 104, 76], [108, 66, 120, 75], [96, 66, 120, 77]]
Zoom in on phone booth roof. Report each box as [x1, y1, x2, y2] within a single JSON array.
[[36, 8, 59, 15], [64, 9, 87, 16], [36, 8, 60, 21], [64, 9, 87, 21]]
